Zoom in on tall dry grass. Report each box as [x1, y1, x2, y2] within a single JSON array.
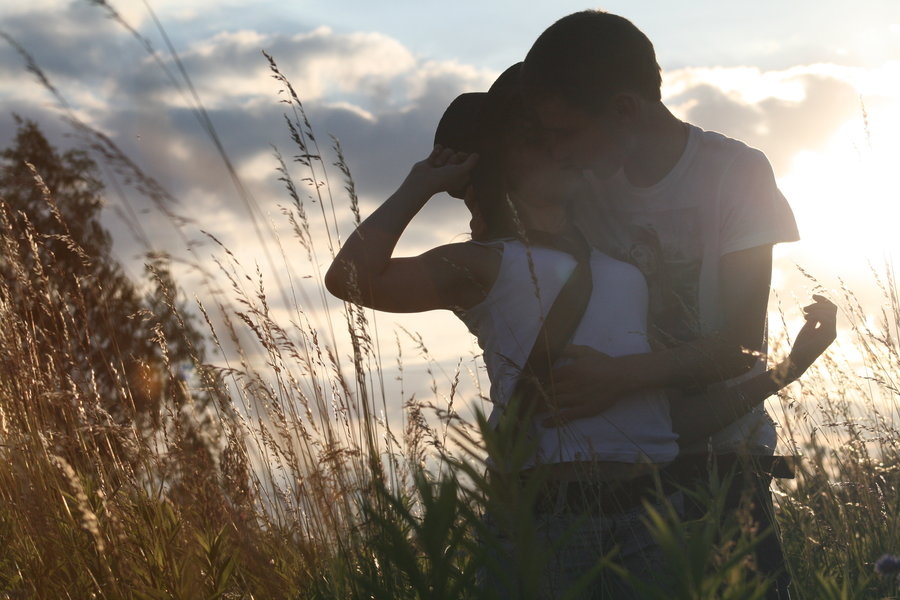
[[2, 13, 900, 599]]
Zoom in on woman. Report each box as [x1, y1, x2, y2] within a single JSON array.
[[325, 65, 835, 597]]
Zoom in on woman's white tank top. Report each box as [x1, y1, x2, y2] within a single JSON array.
[[456, 240, 679, 465]]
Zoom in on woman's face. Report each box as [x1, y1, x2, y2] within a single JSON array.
[[461, 105, 588, 240], [501, 111, 587, 208], [463, 193, 488, 240]]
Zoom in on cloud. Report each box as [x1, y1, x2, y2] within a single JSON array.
[[0, 0, 253, 31], [1, 9, 488, 244], [664, 67, 862, 173], [125, 26, 419, 110], [0, 4, 141, 102]]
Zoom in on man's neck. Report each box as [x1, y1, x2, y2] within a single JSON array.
[[622, 104, 688, 188]]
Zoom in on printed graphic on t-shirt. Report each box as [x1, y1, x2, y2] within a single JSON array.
[[620, 208, 703, 347]]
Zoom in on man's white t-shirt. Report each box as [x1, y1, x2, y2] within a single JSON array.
[[579, 124, 800, 454]]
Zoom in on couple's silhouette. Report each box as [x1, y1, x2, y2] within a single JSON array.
[[327, 10, 836, 599]]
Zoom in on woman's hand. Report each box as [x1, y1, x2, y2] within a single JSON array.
[[403, 145, 478, 198], [325, 143, 492, 312], [779, 294, 837, 383]]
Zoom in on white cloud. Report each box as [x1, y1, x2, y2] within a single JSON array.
[[8, 0, 250, 30], [139, 26, 419, 110], [664, 65, 864, 173], [405, 59, 497, 105], [664, 66, 806, 104]]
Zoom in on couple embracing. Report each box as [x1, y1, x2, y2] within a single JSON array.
[[327, 10, 835, 599]]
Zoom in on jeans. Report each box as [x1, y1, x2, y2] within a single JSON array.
[[478, 489, 682, 599], [677, 456, 792, 600]]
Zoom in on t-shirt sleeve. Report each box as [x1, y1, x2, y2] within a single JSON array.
[[718, 148, 800, 256]]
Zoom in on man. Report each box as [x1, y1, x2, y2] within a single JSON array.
[[521, 11, 800, 599]]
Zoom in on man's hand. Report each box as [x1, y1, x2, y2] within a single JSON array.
[[541, 345, 629, 426]]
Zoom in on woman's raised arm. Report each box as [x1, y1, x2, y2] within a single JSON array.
[[325, 146, 493, 313]]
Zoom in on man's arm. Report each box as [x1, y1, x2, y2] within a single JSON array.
[[543, 244, 773, 424]]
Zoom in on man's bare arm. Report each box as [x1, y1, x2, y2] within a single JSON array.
[[543, 245, 774, 423]]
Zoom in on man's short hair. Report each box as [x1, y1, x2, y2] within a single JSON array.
[[522, 11, 662, 112]]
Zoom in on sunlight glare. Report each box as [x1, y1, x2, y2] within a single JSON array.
[[779, 97, 900, 272]]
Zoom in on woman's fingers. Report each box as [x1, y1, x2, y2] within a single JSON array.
[[436, 146, 456, 166], [442, 153, 478, 191], [800, 297, 837, 340], [419, 146, 478, 195], [427, 144, 444, 166], [458, 152, 479, 171], [449, 150, 470, 165], [804, 307, 837, 337], [798, 311, 836, 343], [789, 296, 838, 374], [430, 146, 477, 171], [428, 144, 458, 167], [802, 295, 837, 316]]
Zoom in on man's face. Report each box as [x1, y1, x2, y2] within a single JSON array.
[[532, 94, 631, 181]]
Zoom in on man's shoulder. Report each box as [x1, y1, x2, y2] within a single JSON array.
[[688, 124, 762, 160], [685, 124, 773, 178]]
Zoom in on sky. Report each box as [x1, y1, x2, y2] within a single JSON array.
[[2, 1, 900, 420]]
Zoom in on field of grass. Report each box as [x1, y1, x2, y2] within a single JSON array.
[[2, 15, 900, 600]]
